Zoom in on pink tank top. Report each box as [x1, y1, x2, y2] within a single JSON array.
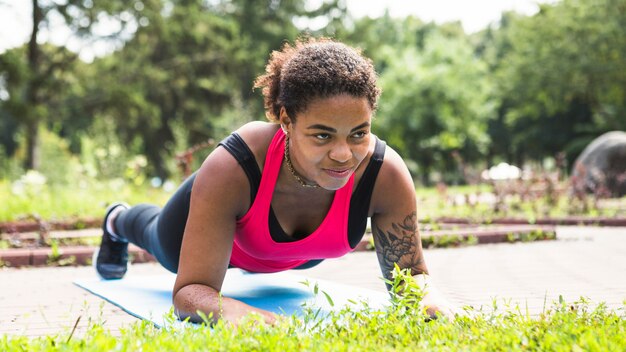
[[229, 129, 355, 273]]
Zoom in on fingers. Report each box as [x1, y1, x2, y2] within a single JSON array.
[[261, 310, 279, 326], [240, 308, 279, 327]]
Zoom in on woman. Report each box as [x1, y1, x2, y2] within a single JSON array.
[[95, 38, 456, 325]]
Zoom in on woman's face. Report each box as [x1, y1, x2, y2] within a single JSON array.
[[281, 94, 372, 191]]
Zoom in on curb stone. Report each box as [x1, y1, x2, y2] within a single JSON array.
[[435, 216, 626, 226], [0, 244, 155, 268], [1, 225, 557, 268]]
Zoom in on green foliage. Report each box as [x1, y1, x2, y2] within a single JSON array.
[[2, 177, 621, 224], [38, 129, 83, 185], [485, 0, 626, 165], [2, 0, 626, 187], [386, 266, 426, 311], [0, 235, 102, 250], [1, 292, 624, 350], [46, 239, 78, 266], [0, 0, 147, 170], [0, 144, 23, 180], [0, 176, 172, 223], [374, 30, 492, 184], [415, 182, 626, 221], [420, 234, 481, 249], [78, 118, 141, 181], [85, 3, 242, 178], [77, 0, 345, 178], [506, 230, 557, 243]]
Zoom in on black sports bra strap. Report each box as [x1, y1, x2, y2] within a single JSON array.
[[218, 132, 262, 201], [347, 137, 386, 248], [356, 137, 386, 193]]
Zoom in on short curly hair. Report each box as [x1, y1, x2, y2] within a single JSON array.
[[254, 37, 380, 122]]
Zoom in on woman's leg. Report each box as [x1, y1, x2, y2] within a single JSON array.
[[114, 173, 197, 273]]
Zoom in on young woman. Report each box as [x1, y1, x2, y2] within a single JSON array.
[[95, 38, 457, 325]]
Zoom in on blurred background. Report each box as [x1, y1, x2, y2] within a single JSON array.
[[1, 0, 625, 222]]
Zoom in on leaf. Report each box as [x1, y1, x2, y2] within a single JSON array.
[[322, 291, 334, 307]]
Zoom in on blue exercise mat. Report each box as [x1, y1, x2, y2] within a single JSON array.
[[74, 269, 389, 327]]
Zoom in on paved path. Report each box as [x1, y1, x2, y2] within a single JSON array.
[[304, 226, 626, 313], [1, 226, 624, 337]]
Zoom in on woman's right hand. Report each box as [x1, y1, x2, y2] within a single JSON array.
[[219, 296, 278, 326], [174, 283, 278, 326]]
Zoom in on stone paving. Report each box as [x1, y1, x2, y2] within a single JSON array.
[[0, 226, 624, 337]]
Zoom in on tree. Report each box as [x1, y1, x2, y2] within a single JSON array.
[[0, 43, 84, 169], [376, 30, 492, 184], [494, 0, 626, 165], [85, 2, 242, 178], [84, 0, 347, 178], [0, 0, 153, 171], [211, 0, 348, 117]]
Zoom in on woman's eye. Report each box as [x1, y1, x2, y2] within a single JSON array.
[[315, 134, 330, 140]]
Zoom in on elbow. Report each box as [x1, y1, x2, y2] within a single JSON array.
[[172, 285, 196, 323], [172, 283, 221, 324]]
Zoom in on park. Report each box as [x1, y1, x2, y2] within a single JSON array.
[[1, 0, 625, 350]]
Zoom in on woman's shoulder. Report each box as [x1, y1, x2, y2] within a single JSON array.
[[378, 143, 406, 173], [370, 142, 416, 214], [368, 138, 407, 180], [234, 121, 280, 169], [192, 121, 278, 217]]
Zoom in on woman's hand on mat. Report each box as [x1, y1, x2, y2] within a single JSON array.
[[173, 285, 278, 326], [220, 298, 278, 326]]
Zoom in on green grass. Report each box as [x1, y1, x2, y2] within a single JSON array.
[[415, 184, 493, 198], [1, 270, 624, 351], [0, 179, 173, 222], [2, 178, 624, 224], [2, 278, 624, 351], [415, 184, 626, 222]]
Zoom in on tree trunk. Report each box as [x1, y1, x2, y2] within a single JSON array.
[[25, 0, 42, 170], [25, 119, 40, 170]]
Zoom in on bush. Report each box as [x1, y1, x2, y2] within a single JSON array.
[[1, 272, 624, 351], [0, 144, 23, 180], [38, 129, 83, 185]]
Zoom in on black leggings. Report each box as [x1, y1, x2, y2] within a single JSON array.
[[114, 173, 196, 273], [114, 172, 322, 273]]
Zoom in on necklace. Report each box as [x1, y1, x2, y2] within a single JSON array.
[[284, 135, 319, 188]]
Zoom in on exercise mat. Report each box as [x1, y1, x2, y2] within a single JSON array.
[[75, 269, 389, 327]]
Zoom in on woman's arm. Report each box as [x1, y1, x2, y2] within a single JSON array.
[[172, 143, 276, 325], [370, 147, 457, 319]]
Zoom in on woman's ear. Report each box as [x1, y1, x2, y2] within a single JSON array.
[[279, 107, 292, 134]]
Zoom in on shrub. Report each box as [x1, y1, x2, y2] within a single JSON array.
[[1, 272, 623, 351]]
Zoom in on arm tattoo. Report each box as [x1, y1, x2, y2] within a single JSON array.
[[373, 211, 426, 282]]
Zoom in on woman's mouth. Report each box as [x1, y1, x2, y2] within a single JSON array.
[[323, 168, 352, 179]]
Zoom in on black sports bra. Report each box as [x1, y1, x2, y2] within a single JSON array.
[[219, 132, 386, 249]]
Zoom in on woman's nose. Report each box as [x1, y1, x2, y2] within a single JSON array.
[[329, 142, 351, 163]]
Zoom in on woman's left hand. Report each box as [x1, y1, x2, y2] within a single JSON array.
[[420, 289, 461, 320], [411, 273, 462, 320]]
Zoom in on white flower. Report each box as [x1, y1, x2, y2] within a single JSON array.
[[21, 170, 47, 186], [481, 162, 521, 181]]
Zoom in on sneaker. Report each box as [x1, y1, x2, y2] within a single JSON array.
[[95, 203, 130, 280]]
